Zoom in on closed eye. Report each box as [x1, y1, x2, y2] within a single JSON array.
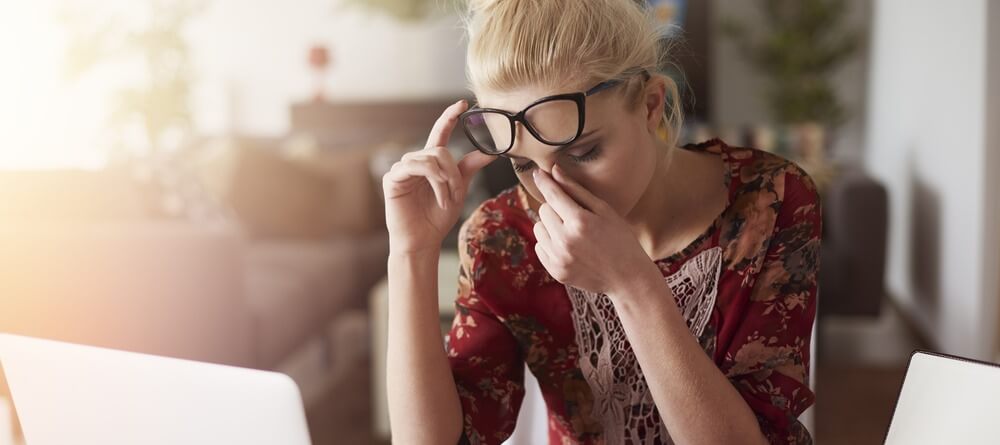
[[512, 145, 602, 173]]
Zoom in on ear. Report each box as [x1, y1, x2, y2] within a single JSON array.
[[644, 76, 667, 134]]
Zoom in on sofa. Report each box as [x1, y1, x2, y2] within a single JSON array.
[[0, 138, 391, 359], [0, 220, 256, 367], [0, 145, 390, 444]]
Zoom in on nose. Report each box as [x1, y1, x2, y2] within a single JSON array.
[[511, 123, 559, 174], [534, 161, 556, 175]]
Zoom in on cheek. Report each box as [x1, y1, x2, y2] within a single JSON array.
[[584, 174, 626, 210], [585, 149, 652, 212], [585, 147, 631, 192], [566, 171, 618, 209]]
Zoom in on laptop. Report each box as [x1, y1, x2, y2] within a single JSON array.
[[884, 350, 1000, 444], [0, 334, 312, 445]]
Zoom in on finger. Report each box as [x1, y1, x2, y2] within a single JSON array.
[[537, 203, 564, 240], [432, 148, 464, 204], [533, 168, 583, 220], [409, 157, 451, 209], [551, 164, 605, 213], [538, 201, 573, 253], [457, 149, 496, 186], [387, 156, 449, 185], [534, 242, 565, 281], [412, 150, 461, 204], [425, 99, 468, 150], [384, 163, 448, 207], [385, 159, 450, 209], [534, 242, 554, 272], [532, 220, 553, 248]]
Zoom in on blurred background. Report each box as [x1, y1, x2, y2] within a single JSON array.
[[0, 0, 997, 444]]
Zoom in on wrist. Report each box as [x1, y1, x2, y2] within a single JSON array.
[[389, 235, 444, 259], [387, 248, 441, 305], [388, 247, 441, 263], [606, 261, 666, 304]]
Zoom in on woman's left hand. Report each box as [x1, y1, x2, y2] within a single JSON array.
[[531, 164, 660, 295]]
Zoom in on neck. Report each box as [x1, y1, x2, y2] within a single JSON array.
[[624, 139, 694, 259]]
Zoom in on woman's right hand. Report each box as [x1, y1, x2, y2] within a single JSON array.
[[382, 99, 496, 255]]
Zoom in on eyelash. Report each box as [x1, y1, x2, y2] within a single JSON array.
[[512, 145, 602, 173]]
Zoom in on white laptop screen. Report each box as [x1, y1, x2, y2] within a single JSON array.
[[0, 334, 311, 445], [884, 350, 1000, 445], [0, 359, 22, 445]]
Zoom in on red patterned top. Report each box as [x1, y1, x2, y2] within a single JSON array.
[[446, 139, 821, 445]]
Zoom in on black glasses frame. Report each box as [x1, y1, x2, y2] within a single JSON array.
[[460, 69, 651, 155]]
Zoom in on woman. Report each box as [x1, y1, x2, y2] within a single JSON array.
[[383, 0, 821, 444]]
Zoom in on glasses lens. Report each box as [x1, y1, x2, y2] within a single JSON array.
[[463, 111, 511, 154], [525, 99, 581, 145]]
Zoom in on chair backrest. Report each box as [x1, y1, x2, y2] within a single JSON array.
[[884, 350, 1000, 444]]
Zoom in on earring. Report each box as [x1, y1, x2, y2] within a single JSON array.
[[656, 119, 669, 142]]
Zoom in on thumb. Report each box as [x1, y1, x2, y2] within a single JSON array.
[[458, 150, 496, 186]]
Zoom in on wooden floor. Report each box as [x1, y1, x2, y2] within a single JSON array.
[[813, 303, 924, 445], [314, 302, 922, 445], [815, 364, 907, 444]]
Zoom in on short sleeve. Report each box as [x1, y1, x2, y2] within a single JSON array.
[[445, 217, 525, 445], [721, 167, 822, 444]]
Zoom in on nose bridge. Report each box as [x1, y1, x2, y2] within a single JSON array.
[[535, 158, 557, 173], [512, 121, 557, 172]]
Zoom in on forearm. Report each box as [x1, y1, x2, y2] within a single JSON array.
[[386, 250, 463, 444], [608, 266, 768, 445]]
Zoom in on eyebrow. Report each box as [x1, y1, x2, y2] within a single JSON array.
[[501, 129, 600, 161]]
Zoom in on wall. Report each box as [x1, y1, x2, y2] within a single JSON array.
[[0, 0, 469, 168], [711, 0, 872, 162], [865, 0, 998, 360], [188, 0, 468, 137], [987, 0, 1000, 362]]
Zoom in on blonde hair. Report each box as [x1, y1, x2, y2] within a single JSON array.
[[460, 0, 684, 148]]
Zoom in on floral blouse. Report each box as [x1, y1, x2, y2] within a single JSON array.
[[445, 139, 822, 445]]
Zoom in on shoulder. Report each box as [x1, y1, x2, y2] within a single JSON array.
[[711, 140, 822, 270], [685, 139, 820, 222], [723, 142, 820, 209]]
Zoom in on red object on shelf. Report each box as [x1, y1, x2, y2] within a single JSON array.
[[308, 44, 332, 102], [309, 45, 330, 70]]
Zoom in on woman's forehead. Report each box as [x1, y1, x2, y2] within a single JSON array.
[[474, 86, 617, 114], [474, 86, 561, 111]]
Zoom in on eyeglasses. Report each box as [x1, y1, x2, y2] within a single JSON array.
[[459, 69, 651, 155]]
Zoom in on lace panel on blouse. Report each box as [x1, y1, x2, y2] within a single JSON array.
[[563, 246, 723, 445]]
